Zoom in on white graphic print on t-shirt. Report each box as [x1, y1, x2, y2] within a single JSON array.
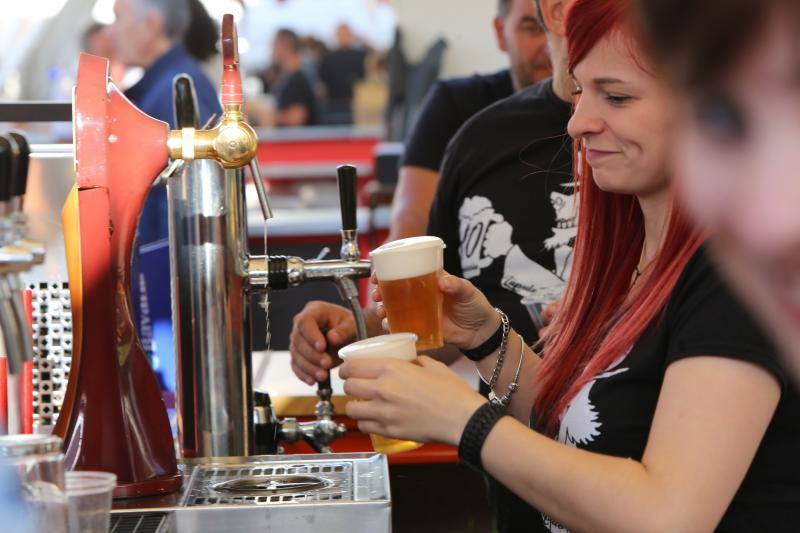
[[542, 353, 630, 533], [457, 190, 577, 301]]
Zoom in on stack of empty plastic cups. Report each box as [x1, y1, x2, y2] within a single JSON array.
[[0, 434, 116, 532]]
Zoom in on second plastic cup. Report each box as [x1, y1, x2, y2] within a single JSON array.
[[370, 236, 445, 351], [65, 471, 116, 533], [339, 333, 423, 455]]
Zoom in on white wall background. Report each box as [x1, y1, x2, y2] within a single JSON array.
[[392, 0, 506, 78]]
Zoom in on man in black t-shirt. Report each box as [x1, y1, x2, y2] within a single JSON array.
[[318, 23, 367, 124], [387, 0, 551, 241], [270, 29, 317, 127]]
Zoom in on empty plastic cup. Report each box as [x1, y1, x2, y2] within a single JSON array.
[[65, 471, 116, 533]]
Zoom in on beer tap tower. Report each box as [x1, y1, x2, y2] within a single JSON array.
[[0, 132, 44, 434], [56, 15, 370, 498]]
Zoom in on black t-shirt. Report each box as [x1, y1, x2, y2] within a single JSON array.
[[428, 78, 574, 345], [535, 246, 800, 532], [402, 69, 514, 171], [318, 48, 366, 102], [274, 69, 317, 126]]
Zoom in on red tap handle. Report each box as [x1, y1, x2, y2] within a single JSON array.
[[221, 14, 243, 106]]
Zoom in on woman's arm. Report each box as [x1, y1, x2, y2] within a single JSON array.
[[474, 330, 542, 423], [480, 356, 780, 532]]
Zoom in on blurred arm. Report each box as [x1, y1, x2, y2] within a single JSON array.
[[386, 165, 440, 242]]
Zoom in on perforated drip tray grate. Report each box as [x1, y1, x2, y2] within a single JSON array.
[[109, 512, 170, 533], [184, 460, 353, 506]]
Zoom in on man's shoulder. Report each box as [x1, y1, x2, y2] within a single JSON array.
[[450, 78, 566, 145], [434, 69, 512, 101]]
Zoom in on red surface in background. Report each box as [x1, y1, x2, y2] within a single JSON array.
[[0, 291, 35, 435], [280, 416, 459, 465], [22, 290, 33, 434], [0, 358, 5, 433], [257, 138, 379, 168]]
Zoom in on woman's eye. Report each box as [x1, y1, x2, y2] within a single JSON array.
[[605, 94, 632, 105], [693, 95, 747, 142]]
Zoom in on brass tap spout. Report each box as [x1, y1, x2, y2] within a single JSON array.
[[167, 104, 258, 168]]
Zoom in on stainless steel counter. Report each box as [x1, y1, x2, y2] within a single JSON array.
[[111, 453, 391, 533]]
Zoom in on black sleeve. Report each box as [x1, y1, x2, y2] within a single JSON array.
[[427, 140, 464, 278], [277, 73, 315, 111], [665, 248, 788, 389], [402, 81, 463, 171]]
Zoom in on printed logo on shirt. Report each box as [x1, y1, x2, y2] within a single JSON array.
[[557, 352, 630, 447], [542, 351, 631, 533], [457, 189, 577, 301]]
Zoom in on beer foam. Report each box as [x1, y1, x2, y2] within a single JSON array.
[[338, 333, 418, 361], [369, 236, 444, 281]]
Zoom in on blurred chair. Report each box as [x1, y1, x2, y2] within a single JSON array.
[[384, 30, 448, 141], [365, 142, 404, 247]]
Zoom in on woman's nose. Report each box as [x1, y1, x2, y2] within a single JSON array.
[[567, 95, 605, 141]]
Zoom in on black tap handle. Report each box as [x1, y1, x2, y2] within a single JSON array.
[[336, 164, 358, 232], [7, 132, 30, 200], [317, 327, 335, 393], [173, 74, 199, 129], [0, 136, 14, 203]]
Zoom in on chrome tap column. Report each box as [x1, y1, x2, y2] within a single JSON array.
[[168, 76, 253, 458]]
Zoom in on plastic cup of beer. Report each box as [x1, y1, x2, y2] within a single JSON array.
[[339, 333, 424, 455], [370, 236, 445, 351]]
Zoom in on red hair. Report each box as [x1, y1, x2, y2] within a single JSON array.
[[532, 0, 704, 434]]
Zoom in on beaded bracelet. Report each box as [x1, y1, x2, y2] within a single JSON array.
[[489, 334, 525, 407]]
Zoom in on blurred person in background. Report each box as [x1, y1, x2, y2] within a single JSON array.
[[183, 0, 220, 86], [388, 0, 551, 242], [318, 23, 367, 124], [636, 0, 800, 382], [81, 23, 126, 83], [267, 28, 318, 127], [112, 0, 220, 128], [299, 35, 329, 89]]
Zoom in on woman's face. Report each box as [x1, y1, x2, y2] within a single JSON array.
[[567, 33, 675, 198], [674, 11, 800, 377]]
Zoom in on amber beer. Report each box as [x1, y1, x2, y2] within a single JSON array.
[[370, 236, 445, 351], [339, 334, 423, 455]]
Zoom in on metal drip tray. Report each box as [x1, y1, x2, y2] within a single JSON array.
[[185, 459, 353, 506], [212, 475, 329, 495], [112, 453, 391, 533]]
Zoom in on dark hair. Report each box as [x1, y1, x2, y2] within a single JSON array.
[[534, 0, 545, 27], [498, 0, 512, 18], [183, 0, 218, 61], [275, 28, 301, 53], [635, 0, 798, 89], [135, 0, 191, 42]]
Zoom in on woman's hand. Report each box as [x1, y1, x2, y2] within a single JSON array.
[[370, 271, 500, 351], [340, 355, 486, 445]]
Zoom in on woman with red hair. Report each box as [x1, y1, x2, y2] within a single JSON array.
[[341, 0, 800, 530]]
